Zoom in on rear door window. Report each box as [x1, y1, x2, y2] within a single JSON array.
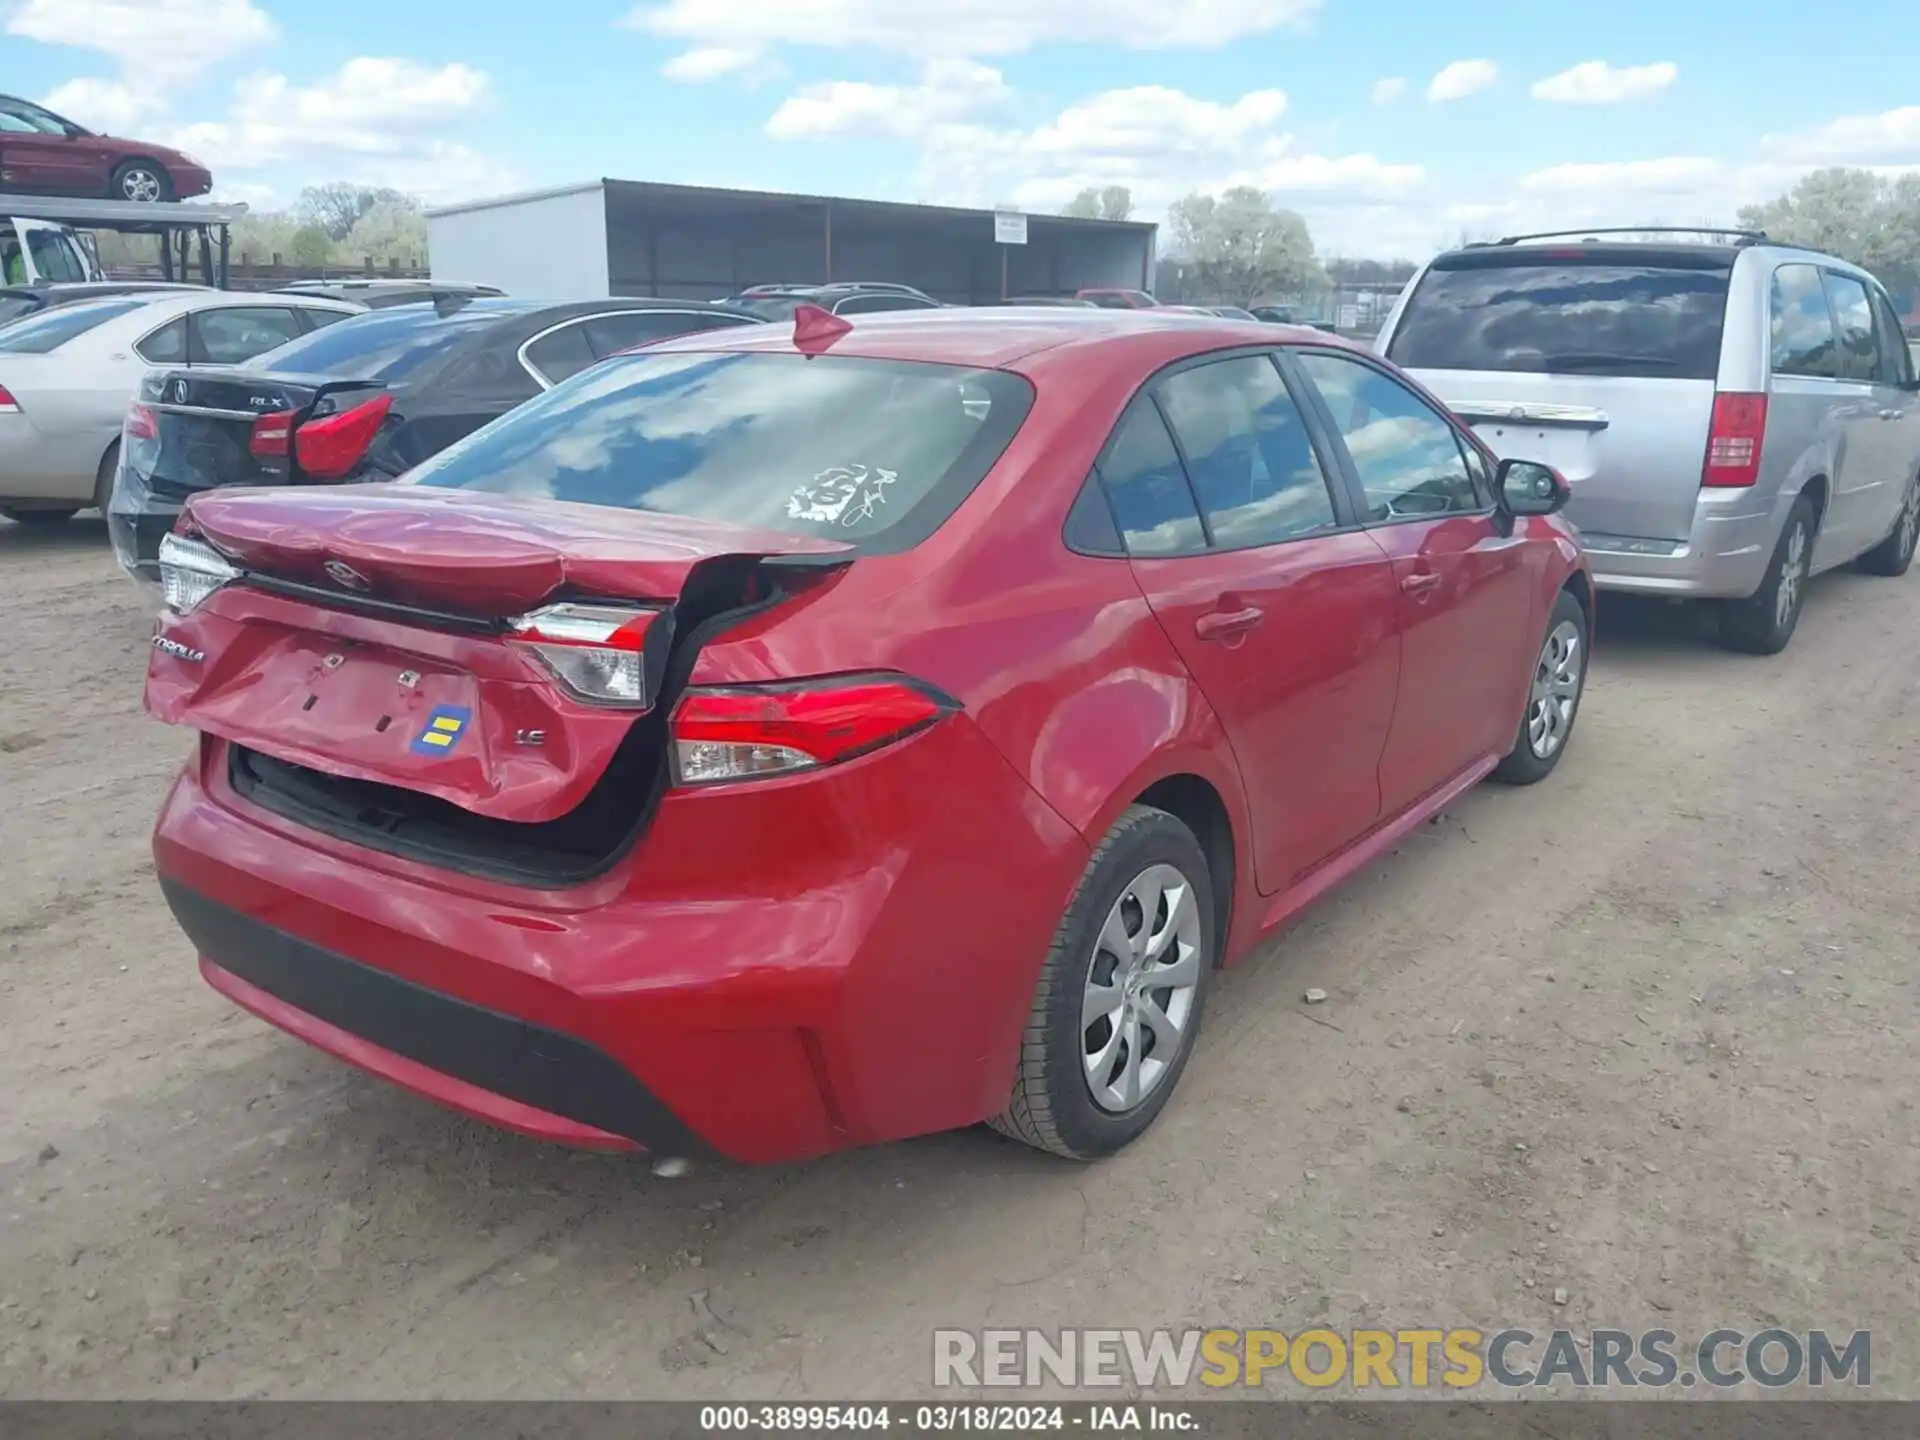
[[1295, 351, 1481, 521], [1387, 253, 1731, 379], [191, 307, 308, 365], [1156, 355, 1338, 548], [406, 351, 1033, 553], [1770, 264, 1837, 378], [1097, 400, 1209, 557], [1869, 289, 1913, 386], [1821, 272, 1880, 382], [135, 316, 187, 364]]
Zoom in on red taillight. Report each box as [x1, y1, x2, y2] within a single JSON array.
[[670, 675, 954, 785], [508, 602, 660, 707], [1703, 392, 1768, 488], [0, 383, 17, 413], [124, 402, 158, 441], [293, 393, 392, 479], [249, 409, 293, 458]]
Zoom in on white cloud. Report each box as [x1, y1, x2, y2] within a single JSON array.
[[1765, 106, 1920, 164], [7, 0, 275, 87], [768, 60, 1012, 139], [1427, 59, 1498, 102], [1370, 76, 1406, 104], [627, 0, 1319, 55], [1531, 61, 1678, 105], [167, 58, 492, 169], [42, 77, 155, 133], [661, 45, 762, 81]]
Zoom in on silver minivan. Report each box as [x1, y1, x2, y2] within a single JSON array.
[[1375, 228, 1920, 653]]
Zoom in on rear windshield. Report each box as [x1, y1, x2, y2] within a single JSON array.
[[1387, 255, 1732, 380], [247, 300, 532, 382], [405, 350, 1034, 551], [0, 298, 144, 352]]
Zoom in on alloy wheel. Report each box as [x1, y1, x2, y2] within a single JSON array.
[[1900, 477, 1920, 561], [1526, 618, 1583, 760], [121, 168, 162, 203], [1081, 863, 1202, 1114], [1775, 521, 1808, 632]]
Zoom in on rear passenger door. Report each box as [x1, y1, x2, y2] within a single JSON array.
[[1102, 352, 1402, 893], [1290, 348, 1536, 816], [1818, 270, 1902, 562]]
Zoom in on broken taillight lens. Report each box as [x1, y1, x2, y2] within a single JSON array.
[[508, 603, 660, 707], [670, 675, 955, 785], [158, 532, 238, 614], [124, 402, 158, 441]]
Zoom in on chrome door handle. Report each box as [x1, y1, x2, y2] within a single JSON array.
[[1194, 607, 1265, 641], [1400, 571, 1443, 596]]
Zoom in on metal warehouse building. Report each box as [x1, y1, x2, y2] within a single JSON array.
[[425, 179, 1157, 304]]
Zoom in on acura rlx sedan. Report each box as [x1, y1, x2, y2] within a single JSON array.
[[145, 305, 1592, 1165]]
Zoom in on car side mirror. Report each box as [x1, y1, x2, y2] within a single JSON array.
[[1497, 458, 1570, 517]]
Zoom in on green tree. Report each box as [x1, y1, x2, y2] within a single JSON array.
[[342, 200, 428, 269], [1738, 168, 1920, 299], [1167, 187, 1325, 303], [285, 222, 337, 268]]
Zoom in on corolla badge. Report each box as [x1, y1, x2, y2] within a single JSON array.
[[324, 560, 372, 592]]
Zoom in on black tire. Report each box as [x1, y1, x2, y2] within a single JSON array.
[[1718, 495, 1814, 655], [992, 805, 1216, 1160], [92, 442, 120, 516], [1856, 472, 1919, 578], [1, 508, 79, 525], [110, 160, 172, 203], [1493, 588, 1589, 785]]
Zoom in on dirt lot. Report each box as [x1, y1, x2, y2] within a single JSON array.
[[1, 516, 1916, 1400]]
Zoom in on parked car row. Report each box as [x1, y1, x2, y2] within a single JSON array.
[[84, 224, 1920, 1174]]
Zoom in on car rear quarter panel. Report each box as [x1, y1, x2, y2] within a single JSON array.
[[688, 345, 1262, 960]]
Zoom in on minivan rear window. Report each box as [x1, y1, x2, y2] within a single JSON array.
[[1387, 254, 1732, 380], [405, 351, 1033, 552]]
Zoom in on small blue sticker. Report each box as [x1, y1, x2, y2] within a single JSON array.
[[410, 705, 472, 757]]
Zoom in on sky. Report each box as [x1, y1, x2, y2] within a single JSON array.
[[2, 0, 1917, 260]]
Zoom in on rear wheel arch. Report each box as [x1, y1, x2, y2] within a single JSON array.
[[1796, 473, 1830, 533], [93, 439, 119, 514], [1132, 774, 1236, 967]]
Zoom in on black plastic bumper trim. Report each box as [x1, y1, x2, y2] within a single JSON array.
[[159, 876, 705, 1156]]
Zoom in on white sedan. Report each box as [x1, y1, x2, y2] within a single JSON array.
[[0, 289, 362, 525]]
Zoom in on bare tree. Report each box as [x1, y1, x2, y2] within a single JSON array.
[[296, 184, 419, 242]]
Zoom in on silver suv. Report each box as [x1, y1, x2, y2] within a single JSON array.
[[1375, 228, 1920, 653]]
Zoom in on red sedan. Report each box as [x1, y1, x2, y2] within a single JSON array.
[[0, 92, 212, 201], [144, 306, 1591, 1165]]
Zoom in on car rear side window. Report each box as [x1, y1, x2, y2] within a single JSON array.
[[135, 316, 186, 364], [1821, 272, 1879, 382], [582, 311, 735, 357], [405, 351, 1033, 553], [1096, 401, 1208, 557], [1387, 254, 1731, 380], [1156, 355, 1337, 549], [0, 298, 144, 352], [192, 307, 308, 365], [1770, 264, 1836, 378], [1296, 351, 1480, 521], [523, 321, 598, 385], [1870, 290, 1913, 386]]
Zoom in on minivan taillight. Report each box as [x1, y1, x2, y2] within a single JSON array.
[[1702, 392, 1768, 487], [670, 675, 956, 786], [294, 394, 393, 479]]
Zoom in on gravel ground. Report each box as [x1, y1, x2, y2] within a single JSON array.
[[1, 516, 1915, 1400]]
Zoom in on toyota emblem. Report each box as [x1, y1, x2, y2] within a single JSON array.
[[324, 560, 372, 593]]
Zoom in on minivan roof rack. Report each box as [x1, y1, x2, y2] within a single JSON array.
[[1471, 226, 1769, 249]]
